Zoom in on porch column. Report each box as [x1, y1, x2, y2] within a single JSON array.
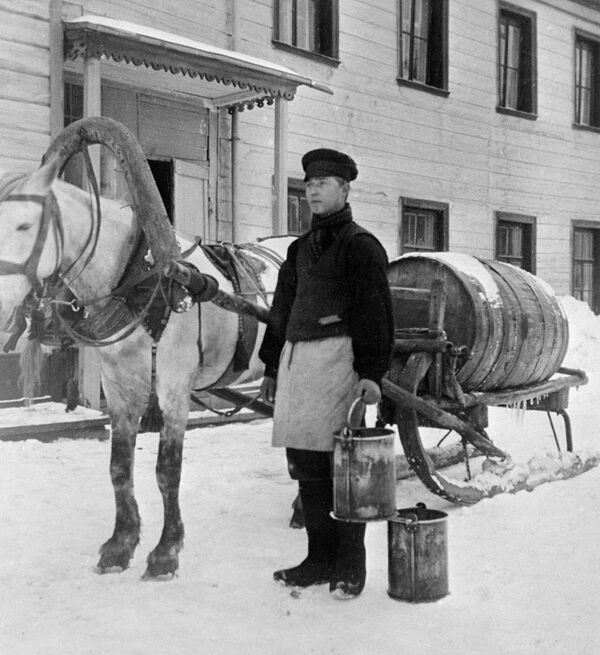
[[79, 57, 102, 410], [273, 97, 288, 235]]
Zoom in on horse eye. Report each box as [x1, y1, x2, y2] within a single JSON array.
[[16, 223, 32, 232]]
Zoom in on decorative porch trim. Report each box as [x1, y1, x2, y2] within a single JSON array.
[[63, 16, 331, 112]]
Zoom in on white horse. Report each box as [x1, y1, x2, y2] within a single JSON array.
[[0, 157, 292, 578]]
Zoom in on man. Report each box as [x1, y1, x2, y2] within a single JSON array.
[[259, 148, 393, 600]]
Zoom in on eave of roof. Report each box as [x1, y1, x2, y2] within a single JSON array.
[[63, 16, 332, 112]]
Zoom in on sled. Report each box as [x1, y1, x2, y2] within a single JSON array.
[[378, 273, 595, 505]]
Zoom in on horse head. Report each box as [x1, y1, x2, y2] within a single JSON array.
[[0, 157, 61, 333]]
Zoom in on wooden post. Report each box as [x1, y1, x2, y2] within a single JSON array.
[[273, 97, 288, 235], [79, 57, 103, 410], [428, 278, 447, 399], [49, 0, 64, 139]]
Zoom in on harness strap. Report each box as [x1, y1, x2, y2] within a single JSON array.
[[2, 194, 46, 203], [0, 192, 59, 296]]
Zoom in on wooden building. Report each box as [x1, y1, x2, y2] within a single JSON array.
[[1, 0, 600, 405]]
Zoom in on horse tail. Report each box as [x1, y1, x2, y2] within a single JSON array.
[[18, 338, 44, 403]]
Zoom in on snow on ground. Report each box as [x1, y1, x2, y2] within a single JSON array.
[[1, 296, 600, 655]]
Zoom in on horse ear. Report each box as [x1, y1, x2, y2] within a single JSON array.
[[29, 156, 61, 192]]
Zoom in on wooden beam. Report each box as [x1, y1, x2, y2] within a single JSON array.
[[273, 96, 288, 235], [79, 63, 102, 410], [49, 0, 64, 139]]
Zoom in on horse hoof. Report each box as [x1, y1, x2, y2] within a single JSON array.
[[141, 569, 177, 581], [95, 564, 125, 575]]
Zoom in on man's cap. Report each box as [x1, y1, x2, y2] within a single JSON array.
[[302, 148, 358, 182]]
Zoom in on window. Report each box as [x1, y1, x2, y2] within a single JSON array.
[[398, 0, 448, 92], [287, 178, 312, 235], [575, 32, 600, 129], [573, 224, 600, 313], [399, 198, 448, 254], [498, 4, 536, 116], [495, 213, 536, 272], [274, 0, 338, 60], [64, 82, 83, 126], [62, 82, 85, 187]]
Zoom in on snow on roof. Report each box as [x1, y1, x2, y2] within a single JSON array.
[[64, 16, 332, 99]]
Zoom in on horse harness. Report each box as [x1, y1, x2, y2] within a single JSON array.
[[0, 184, 185, 353]]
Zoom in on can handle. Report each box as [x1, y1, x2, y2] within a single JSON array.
[[346, 396, 367, 433]]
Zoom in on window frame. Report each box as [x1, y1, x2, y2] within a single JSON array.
[[497, 2, 537, 120], [573, 28, 600, 133], [396, 0, 450, 97], [286, 177, 312, 235], [273, 0, 340, 65], [572, 219, 600, 313], [398, 197, 449, 255], [494, 211, 536, 273]]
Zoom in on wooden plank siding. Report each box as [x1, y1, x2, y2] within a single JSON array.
[[0, 2, 50, 170], [0, 0, 599, 299], [231, 0, 600, 296]]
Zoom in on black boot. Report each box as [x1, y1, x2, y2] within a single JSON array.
[[274, 479, 337, 587], [330, 522, 366, 599]]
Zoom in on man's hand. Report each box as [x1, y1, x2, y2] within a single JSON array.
[[260, 376, 277, 404], [357, 378, 381, 404]]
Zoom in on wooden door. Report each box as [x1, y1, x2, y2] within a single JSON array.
[[174, 159, 209, 242]]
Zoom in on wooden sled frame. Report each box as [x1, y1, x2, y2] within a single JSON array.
[[380, 279, 589, 505]]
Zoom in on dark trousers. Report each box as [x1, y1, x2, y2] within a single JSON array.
[[286, 447, 332, 481]]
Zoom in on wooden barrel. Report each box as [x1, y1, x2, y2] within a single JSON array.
[[387, 252, 569, 391]]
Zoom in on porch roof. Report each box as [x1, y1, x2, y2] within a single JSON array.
[[63, 16, 332, 112]]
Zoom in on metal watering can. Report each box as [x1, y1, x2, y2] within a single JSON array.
[[333, 397, 396, 522]]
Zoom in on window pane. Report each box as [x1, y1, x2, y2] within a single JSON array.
[[288, 195, 299, 233], [576, 41, 595, 125], [401, 0, 413, 34], [509, 225, 522, 257], [506, 24, 521, 68], [403, 210, 436, 250], [497, 221, 530, 268], [278, 0, 335, 56], [413, 0, 430, 40], [413, 36, 428, 81], [64, 82, 83, 127], [287, 186, 312, 234], [279, 0, 293, 42], [497, 225, 508, 256], [399, 0, 445, 88], [505, 69, 519, 108], [499, 11, 532, 112]]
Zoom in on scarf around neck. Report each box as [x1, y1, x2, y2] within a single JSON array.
[[307, 204, 353, 261]]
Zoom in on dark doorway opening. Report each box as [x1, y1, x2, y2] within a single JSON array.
[[148, 159, 174, 223]]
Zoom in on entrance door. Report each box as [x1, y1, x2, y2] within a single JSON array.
[[173, 159, 209, 242]]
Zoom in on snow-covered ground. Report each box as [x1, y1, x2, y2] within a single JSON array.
[[1, 295, 600, 655]]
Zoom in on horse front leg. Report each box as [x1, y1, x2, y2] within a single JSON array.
[[142, 313, 199, 579], [143, 422, 185, 579], [96, 338, 148, 573], [97, 412, 142, 572]]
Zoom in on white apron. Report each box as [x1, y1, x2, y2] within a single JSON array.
[[272, 336, 360, 451]]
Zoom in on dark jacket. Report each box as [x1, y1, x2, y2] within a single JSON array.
[[259, 206, 394, 384]]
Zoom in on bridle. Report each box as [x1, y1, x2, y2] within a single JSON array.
[[0, 182, 168, 350], [0, 191, 63, 297]]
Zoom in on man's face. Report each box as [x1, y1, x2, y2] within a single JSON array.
[[305, 176, 347, 216]]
